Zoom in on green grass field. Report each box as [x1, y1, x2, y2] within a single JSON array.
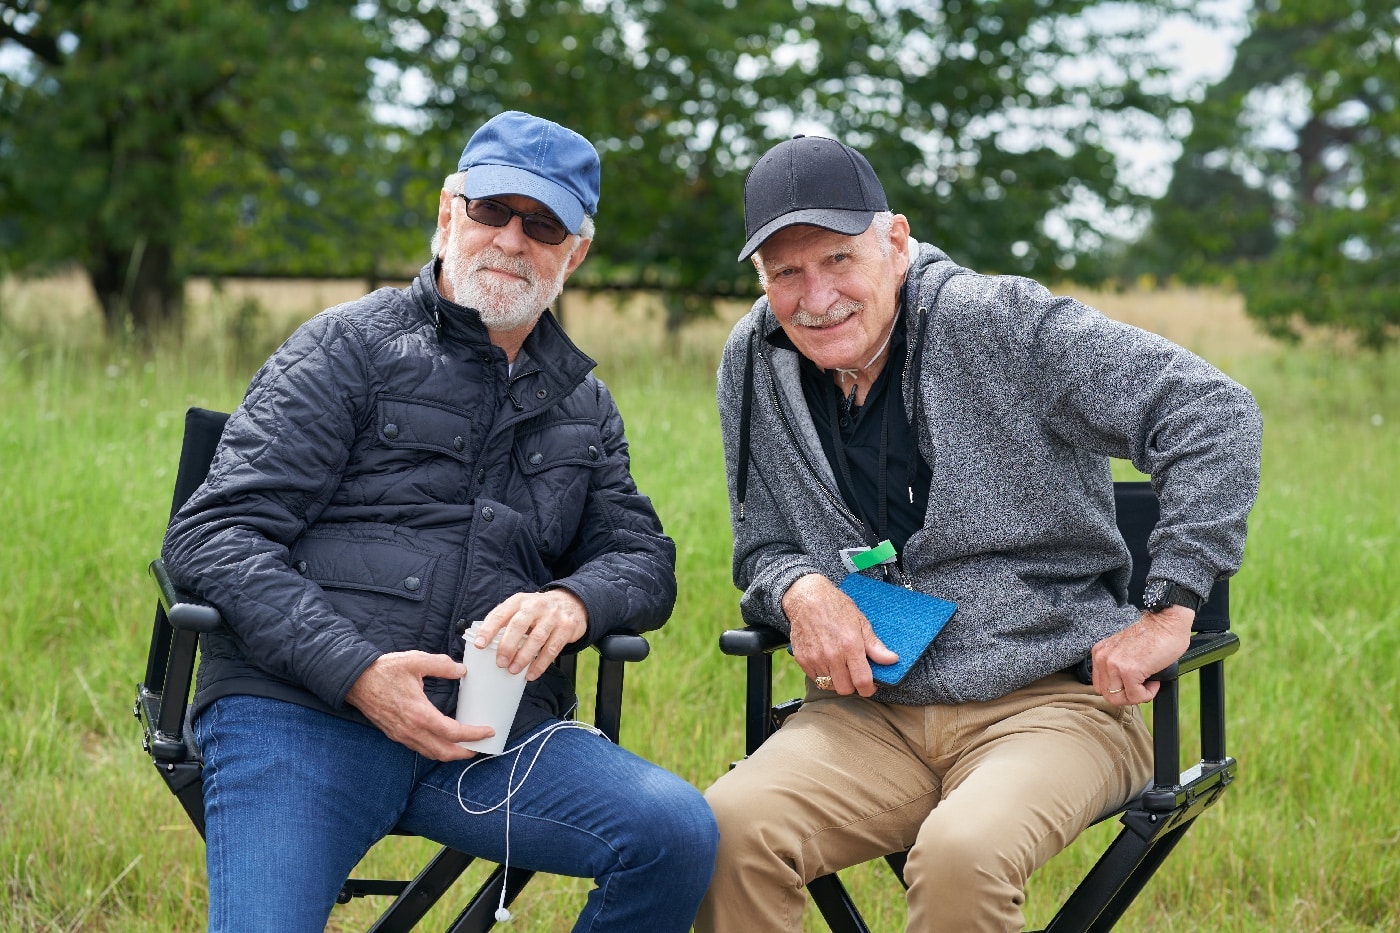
[[1, 285, 1396, 931]]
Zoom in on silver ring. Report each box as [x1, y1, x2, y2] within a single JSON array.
[[814, 675, 834, 691]]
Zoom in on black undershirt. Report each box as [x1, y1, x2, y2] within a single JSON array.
[[768, 309, 932, 557]]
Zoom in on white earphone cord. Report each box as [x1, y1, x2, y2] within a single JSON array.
[[454, 716, 605, 923], [832, 314, 897, 384]]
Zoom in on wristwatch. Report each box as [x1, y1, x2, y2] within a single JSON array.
[[1142, 578, 1204, 614]]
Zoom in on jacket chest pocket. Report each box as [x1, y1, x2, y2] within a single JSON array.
[[512, 419, 604, 558], [376, 396, 478, 465]]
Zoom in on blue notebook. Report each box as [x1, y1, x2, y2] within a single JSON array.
[[839, 572, 958, 686]]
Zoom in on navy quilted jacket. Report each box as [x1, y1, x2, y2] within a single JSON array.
[[163, 262, 677, 740]]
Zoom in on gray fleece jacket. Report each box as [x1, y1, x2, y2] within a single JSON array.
[[717, 241, 1262, 705]]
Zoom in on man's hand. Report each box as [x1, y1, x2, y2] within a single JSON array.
[[345, 651, 490, 760], [1090, 605, 1194, 706], [473, 590, 589, 681], [782, 573, 898, 698]]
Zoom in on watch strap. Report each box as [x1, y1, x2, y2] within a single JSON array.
[[1143, 578, 1204, 614]]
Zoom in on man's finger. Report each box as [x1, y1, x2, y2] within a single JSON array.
[[864, 629, 898, 665]]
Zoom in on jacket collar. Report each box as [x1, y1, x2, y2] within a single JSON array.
[[410, 260, 597, 392]]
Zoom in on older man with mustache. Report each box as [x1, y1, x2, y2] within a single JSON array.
[[163, 111, 717, 933], [697, 135, 1261, 932]]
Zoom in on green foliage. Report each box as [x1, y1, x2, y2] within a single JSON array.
[[0, 0, 409, 333], [5, 1, 1206, 336], [1137, 0, 1400, 348], [389, 0, 1193, 312]]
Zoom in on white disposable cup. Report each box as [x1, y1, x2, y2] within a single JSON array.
[[455, 623, 528, 755]]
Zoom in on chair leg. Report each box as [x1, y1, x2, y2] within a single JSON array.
[[745, 653, 775, 755], [884, 850, 909, 889], [1084, 820, 1193, 933], [444, 865, 535, 933], [594, 658, 626, 744], [808, 874, 873, 933], [1038, 818, 1194, 933], [366, 847, 476, 933]]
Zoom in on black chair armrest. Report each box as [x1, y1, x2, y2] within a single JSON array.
[[720, 621, 1241, 798], [719, 624, 791, 657], [723, 624, 1239, 685], [1069, 629, 1239, 685], [149, 559, 224, 633], [152, 558, 654, 662], [1161, 631, 1240, 679], [595, 633, 650, 662]]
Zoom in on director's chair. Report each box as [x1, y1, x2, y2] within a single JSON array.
[[134, 406, 651, 932], [719, 481, 1240, 932]]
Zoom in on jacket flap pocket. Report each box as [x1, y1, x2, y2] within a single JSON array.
[[377, 396, 475, 462], [515, 421, 605, 475], [292, 534, 438, 601]]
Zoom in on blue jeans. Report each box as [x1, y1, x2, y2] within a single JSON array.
[[194, 695, 717, 932]]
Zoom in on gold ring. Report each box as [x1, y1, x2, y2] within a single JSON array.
[[1107, 687, 1124, 695], [814, 675, 834, 691]]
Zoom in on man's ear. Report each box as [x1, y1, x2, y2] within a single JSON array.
[[434, 190, 456, 256], [890, 214, 912, 274], [562, 236, 591, 280]]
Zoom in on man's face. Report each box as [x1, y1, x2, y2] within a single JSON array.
[[753, 218, 910, 372], [437, 193, 590, 333]]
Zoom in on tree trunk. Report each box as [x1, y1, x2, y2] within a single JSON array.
[[88, 237, 184, 340]]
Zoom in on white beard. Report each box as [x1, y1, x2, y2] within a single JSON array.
[[441, 245, 570, 333]]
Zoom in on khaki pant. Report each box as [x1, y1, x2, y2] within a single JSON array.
[[695, 672, 1153, 933]]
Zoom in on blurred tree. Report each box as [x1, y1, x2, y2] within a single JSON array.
[[3, 0, 1217, 339], [375, 0, 1197, 327], [1138, 0, 1400, 349], [0, 0, 402, 337]]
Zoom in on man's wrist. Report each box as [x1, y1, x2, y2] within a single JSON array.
[[1142, 578, 1204, 615], [781, 573, 833, 619]]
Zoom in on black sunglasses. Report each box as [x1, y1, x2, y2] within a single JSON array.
[[457, 195, 570, 246]]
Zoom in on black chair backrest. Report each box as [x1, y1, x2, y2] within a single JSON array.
[[169, 408, 231, 520], [144, 408, 230, 693], [1115, 481, 1229, 632]]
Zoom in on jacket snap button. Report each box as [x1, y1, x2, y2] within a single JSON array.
[[453, 436, 465, 452], [383, 423, 399, 440], [588, 445, 600, 460], [403, 576, 421, 591], [528, 451, 544, 465], [536, 388, 548, 399], [481, 506, 494, 521], [476, 469, 487, 484], [294, 560, 308, 574]]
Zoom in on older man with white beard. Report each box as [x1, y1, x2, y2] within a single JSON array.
[[162, 110, 717, 933]]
